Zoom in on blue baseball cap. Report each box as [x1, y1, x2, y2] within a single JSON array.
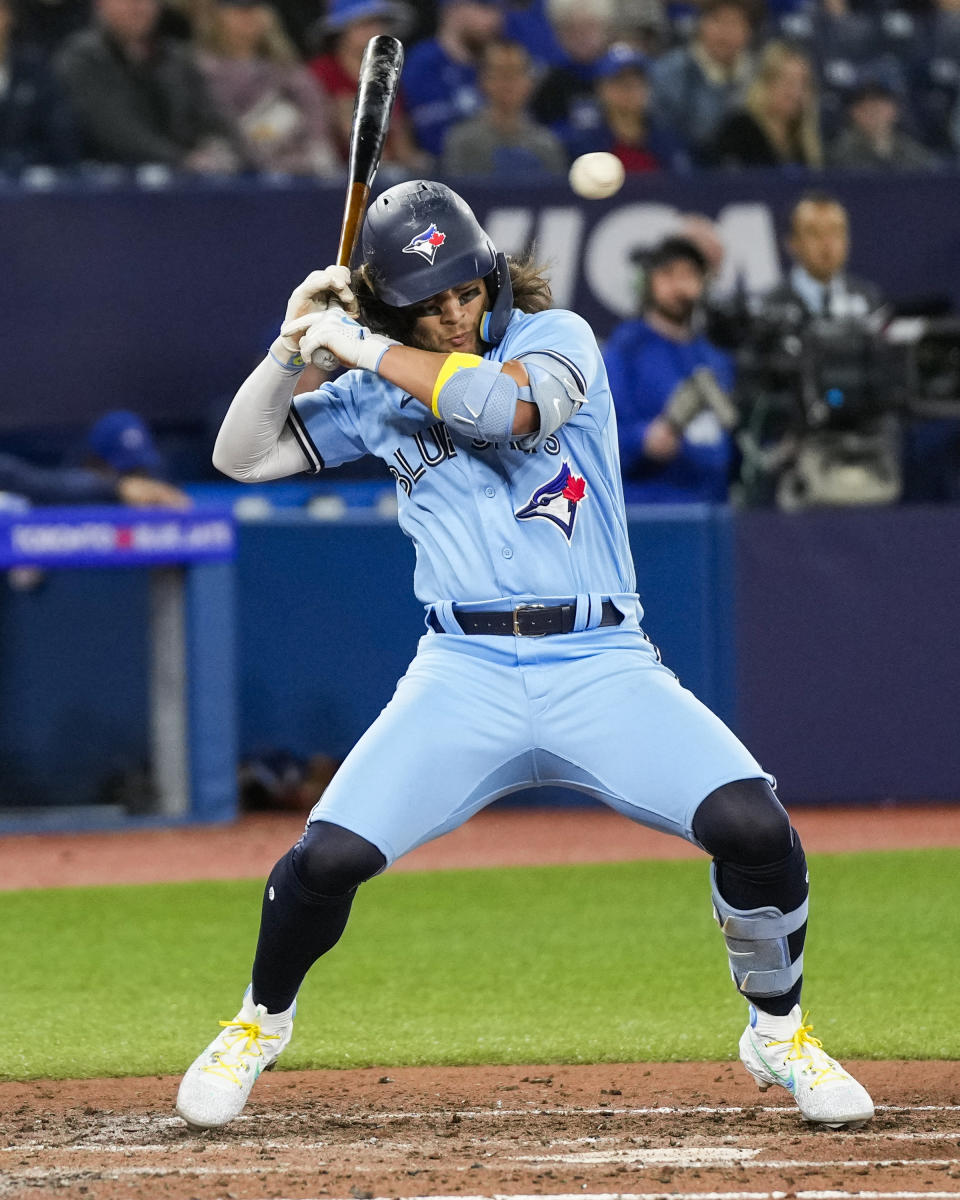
[[594, 42, 650, 80], [87, 410, 162, 474], [322, 0, 412, 32]]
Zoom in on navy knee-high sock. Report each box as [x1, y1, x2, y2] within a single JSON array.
[[250, 847, 355, 1014]]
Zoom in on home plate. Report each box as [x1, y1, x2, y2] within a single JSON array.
[[515, 1146, 759, 1167]]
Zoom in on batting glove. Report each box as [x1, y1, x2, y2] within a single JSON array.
[[282, 307, 398, 374], [279, 266, 361, 370]]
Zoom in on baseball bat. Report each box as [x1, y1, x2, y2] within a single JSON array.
[[336, 34, 405, 269]]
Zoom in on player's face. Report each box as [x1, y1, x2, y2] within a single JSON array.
[[411, 278, 487, 355], [789, 202, 849, 283]]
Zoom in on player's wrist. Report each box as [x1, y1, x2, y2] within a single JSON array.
[[354, 333, 399, 374], [269, 336, 306, 373]]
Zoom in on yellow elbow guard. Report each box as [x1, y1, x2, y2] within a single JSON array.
[[430, 352, 484, 418]]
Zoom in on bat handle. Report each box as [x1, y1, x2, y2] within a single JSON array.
[[336, 181, 371, 269]]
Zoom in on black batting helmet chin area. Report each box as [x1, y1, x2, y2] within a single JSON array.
[[360, 181, 511, 341]]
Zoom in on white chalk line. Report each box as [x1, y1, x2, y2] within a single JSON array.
[[2, 1099, 956, 1153], [234, 1193, 960, 1200], [9, 1186, 960, 1200], [311, 1104, 960, 1121], [54, 1102, 949, 1125], [6, 1154, 960, 1179], [7, 1130, 960, 1155]]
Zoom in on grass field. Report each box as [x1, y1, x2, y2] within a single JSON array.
[[4, 849, 959, 1081]]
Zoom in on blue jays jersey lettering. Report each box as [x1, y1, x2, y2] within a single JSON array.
[[291, 307, 636, 607]]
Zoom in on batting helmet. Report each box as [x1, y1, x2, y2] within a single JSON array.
[[360, 180, 514, 345]]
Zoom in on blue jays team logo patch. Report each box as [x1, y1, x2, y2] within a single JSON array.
[[402, 223, 446, 264], [515, 461, 587, 542]]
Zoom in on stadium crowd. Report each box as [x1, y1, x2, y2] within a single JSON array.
[[4, 0, 960, 178], [2, 0, 959, 509]]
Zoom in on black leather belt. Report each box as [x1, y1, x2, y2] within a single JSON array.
[[428, 600, 623, 637]]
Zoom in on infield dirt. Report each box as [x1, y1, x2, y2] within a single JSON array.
[[5, 804, 960, 1200], [3, 1061, 959, 1200]]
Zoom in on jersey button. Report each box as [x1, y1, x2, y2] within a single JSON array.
[[484, 486, 496, 498], [501, 546, 513, 559]]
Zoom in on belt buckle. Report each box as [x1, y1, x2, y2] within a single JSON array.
[[513, 603, 547, 637]]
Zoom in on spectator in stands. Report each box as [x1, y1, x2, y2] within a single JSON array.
[[507, 0, 666, 65], [649, 0, 755, 161], [910, 0, 960, 152], [403, 0, 504, 157], [0, 410, 189, 508], [197, 0, 339, 177], [1, 0, 81, 172], [441, 39, 567, 177], [308, 0, 425, 176], [706, 40, 822, 170], [529, 0, 616, 136], [12, 0, 90, 54], [500, 0, 570, 68], [830, 80, 941, 170], [55, 0, 249, 170], [603, 234, 737, 502], [566, 41, 688, 170], [615, 0, 669, 56]]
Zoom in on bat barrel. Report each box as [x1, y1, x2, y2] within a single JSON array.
[[336, 35, 405, 269]]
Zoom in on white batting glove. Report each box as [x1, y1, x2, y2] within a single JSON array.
[[281, 306, 398, 373], [279, 266, 360, 370]]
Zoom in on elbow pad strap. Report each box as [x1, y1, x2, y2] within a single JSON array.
[[434, 357, 519, 443], [430, 352, 484, 417]]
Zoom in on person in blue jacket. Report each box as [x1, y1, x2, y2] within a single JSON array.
[[0, 0, 80, 173], [603, 234, 735, 503]]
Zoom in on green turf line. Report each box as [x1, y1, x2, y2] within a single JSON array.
[[4, 849, 958, 1080]]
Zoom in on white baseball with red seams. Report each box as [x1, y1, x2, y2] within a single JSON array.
[[568, 152, 626, 199]]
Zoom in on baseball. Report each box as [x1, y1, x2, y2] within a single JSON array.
[[568, 152, 625, 200]]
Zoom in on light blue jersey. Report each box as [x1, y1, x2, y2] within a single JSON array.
[[291, 308, 636, 607], [292, 304, 771, 861]]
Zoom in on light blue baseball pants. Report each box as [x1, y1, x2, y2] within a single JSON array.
[[308, 623, 772, 866]]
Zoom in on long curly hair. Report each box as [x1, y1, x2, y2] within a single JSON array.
[[352, 252, 553, 347]]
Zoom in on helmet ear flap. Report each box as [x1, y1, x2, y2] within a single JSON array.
[[480, 252, 513, 345]]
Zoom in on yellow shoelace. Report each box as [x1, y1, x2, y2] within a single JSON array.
[[766, 1011, 847, 1089], [201, 1019, 281, 1086]]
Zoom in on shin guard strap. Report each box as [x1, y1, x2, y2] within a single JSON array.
[[711, 862, 807, 997]]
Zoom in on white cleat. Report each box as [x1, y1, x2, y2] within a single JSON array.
[[739, 1003, 874, 1129], [176, 988, 295, 1129]]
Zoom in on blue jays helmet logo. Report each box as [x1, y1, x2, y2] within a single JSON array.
[[515, 461, 587, 542], [402, 223, 447, 265]]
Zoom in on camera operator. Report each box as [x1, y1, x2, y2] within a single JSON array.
[[734, 191, 902, 509], [603, 234, 739, 503]]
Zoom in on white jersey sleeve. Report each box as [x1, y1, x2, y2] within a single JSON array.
[[213, 353, 313, 482]]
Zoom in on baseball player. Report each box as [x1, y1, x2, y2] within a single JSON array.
[[176, 180, 873, 1132]]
